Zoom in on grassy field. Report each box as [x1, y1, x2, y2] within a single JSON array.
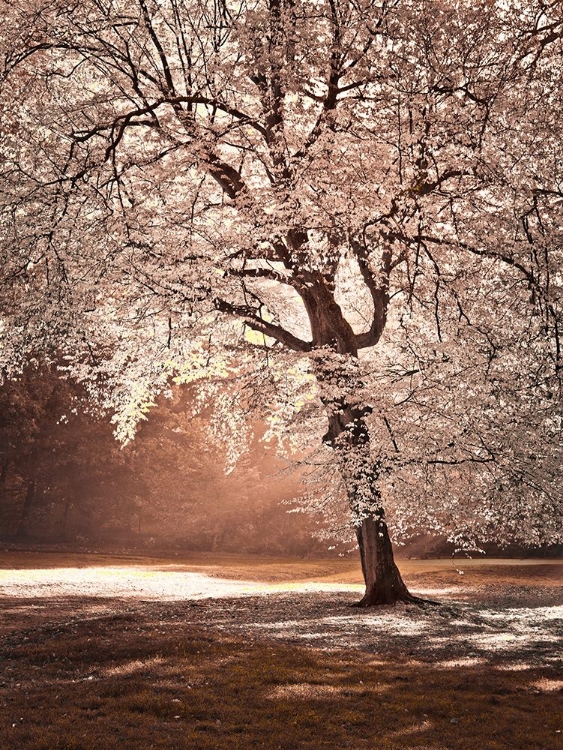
[[1, 548, 561, 582], [0, 552, 561, 749]]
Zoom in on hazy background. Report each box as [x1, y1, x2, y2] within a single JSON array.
[[1, 367, 560, 558]]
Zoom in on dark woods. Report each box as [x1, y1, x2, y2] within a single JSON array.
[[0, 366, 316, 554]]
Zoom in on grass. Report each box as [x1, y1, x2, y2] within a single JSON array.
[[1, 616, 561, 750], [0, 552, 561, 749], [1, 549, 561, 585], [0, 549, 362, 582]]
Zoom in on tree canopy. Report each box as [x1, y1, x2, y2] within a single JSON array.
[[1, 0, 562, 602]]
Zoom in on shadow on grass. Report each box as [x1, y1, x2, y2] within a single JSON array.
[[0, 594, 562, 750], [181, 589, 563, 664]]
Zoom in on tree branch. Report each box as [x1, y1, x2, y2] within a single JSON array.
[[213, 297, 312, 352], [350, 239, 391, 350]]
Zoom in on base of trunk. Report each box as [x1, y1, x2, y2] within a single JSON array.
[[352, 582, 429, 607], [354, 515, 436, 607]]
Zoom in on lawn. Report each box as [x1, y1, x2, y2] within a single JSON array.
[[0, 552, 561, 749]]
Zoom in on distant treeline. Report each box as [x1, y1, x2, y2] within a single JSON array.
[[1, 367, 560, 559], [0, 366, 330, 556]]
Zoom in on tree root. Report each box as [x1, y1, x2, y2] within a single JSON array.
[[351, 592, 440, 608]]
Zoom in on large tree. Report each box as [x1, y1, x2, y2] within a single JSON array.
[[1, 0, 562, 604]]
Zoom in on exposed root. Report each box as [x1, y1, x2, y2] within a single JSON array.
[[351, 592, 440, 608]]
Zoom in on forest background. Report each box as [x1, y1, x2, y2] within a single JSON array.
[[1, 364, 560, 559]]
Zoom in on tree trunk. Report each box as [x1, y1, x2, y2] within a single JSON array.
[[0, 460, 8, 507], [354, 514, 421, 606], [332, 423, 421, 605], [60, 499, 71, 540], [313, 343, 428, 606], [319, 376, 420, 605], [15, 479, 35, 539]]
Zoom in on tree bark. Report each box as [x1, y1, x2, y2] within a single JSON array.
[[318, 365, 420, 606], [0, 460, 8, 504], [354, 514, 421, 606], [60, 499, 72, 540]]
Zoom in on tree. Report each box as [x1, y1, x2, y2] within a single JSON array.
[[0, 365, 141, 540], [1, 0, 562, 604], [0, 367, 50, 538], [0, 367, 314, 551]]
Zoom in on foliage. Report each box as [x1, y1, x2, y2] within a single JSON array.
[[1, 0, 562, 551], [0, 369, 315, 552], [0, 366, 144, 538]]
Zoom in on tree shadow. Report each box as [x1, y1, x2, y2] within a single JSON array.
[[0, 597, 561, 750]]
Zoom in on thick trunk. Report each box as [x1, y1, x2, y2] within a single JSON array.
[[354, 514, 420, 606], [0, 461, 8, 506], [60, 499, 71, 540], [312, 320, 426, 606], [332, 427, 420, 605], [318, 370, 420, 606]]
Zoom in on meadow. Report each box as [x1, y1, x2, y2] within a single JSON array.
[[0, 552, 561, 749]]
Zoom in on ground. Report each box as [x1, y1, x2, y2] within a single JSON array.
[[0, 551, 561, 749]]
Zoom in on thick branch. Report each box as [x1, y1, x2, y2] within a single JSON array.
[[213, 297, 312, 352], [226, 266, 290, 284], [351, 239, 391, 350], [72, 96, 250, 199]]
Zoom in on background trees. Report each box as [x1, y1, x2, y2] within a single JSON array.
[[1, 0, 562, 603], [0, 368, 317, 553]]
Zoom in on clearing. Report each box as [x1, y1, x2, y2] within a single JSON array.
[[0, 552, 561, 749]]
